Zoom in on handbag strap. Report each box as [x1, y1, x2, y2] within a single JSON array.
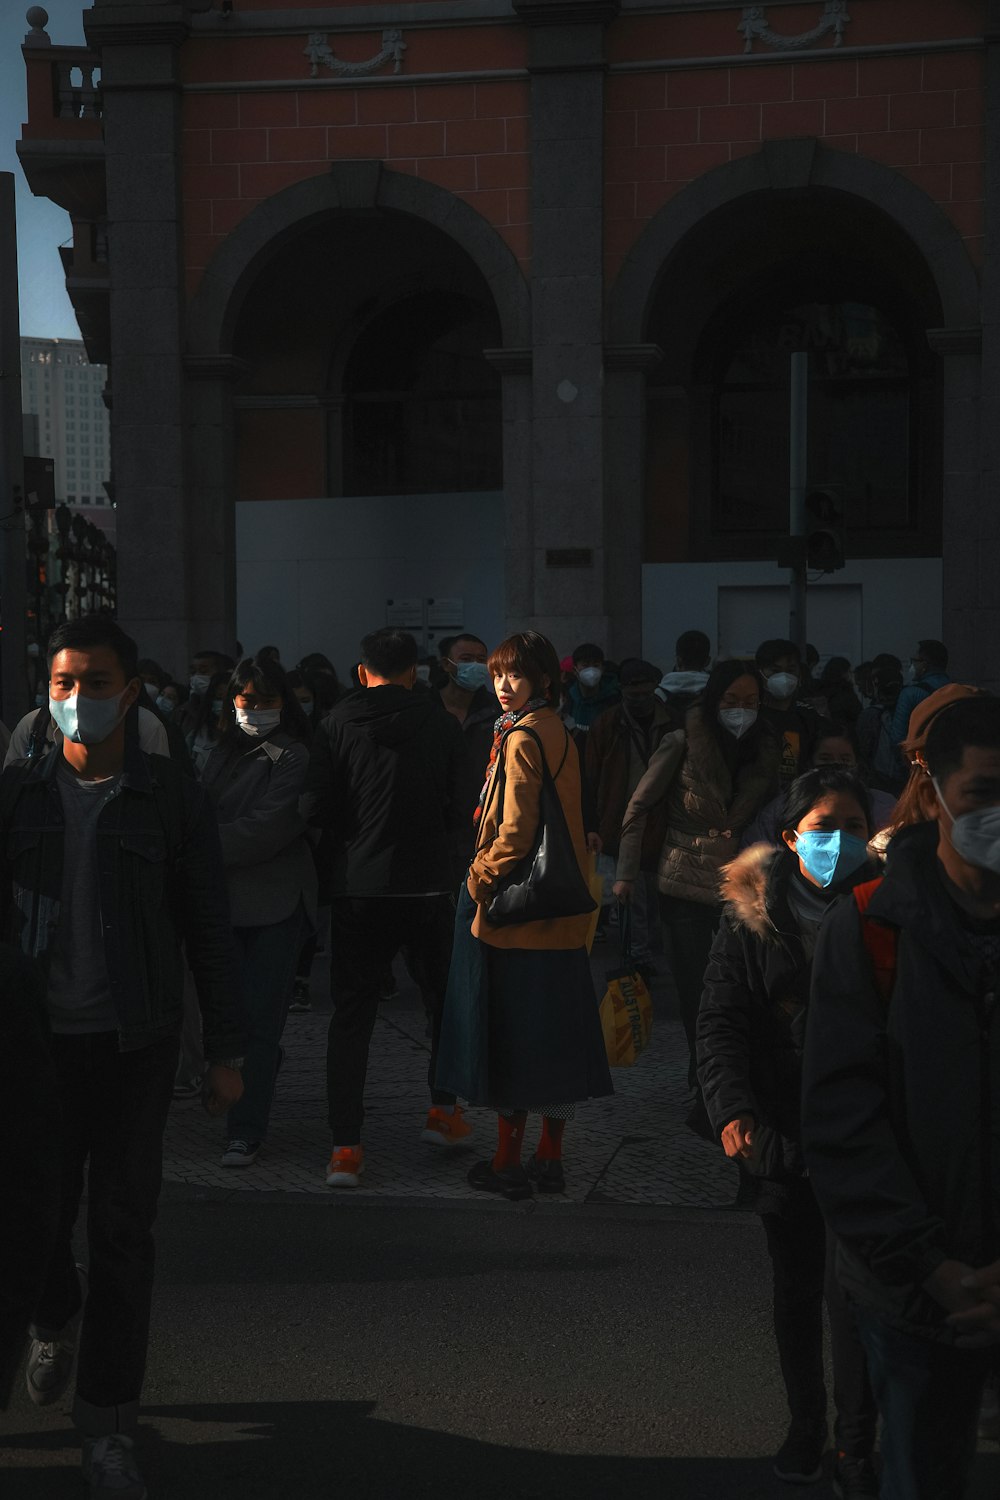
[[474, 722, 569, 855]]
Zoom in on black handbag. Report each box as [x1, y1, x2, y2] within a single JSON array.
[[478, 724, 597, 927]]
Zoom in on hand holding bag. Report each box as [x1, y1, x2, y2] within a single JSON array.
[[479, 724, 597, 927], [599, 903, 654, 1067]]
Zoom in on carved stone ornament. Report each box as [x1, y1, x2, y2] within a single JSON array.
[[304, 29, 406, 79], [738, 1, 850, 54]]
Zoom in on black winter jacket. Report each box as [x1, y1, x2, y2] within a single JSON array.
[[0, 742, 244, 1060], [302, 684, 466, 896], [698, 843, 874, 1183], [802, 822, 1000, 1340]]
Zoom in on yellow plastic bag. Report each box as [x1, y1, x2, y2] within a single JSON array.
[[599, 968, 654, 1068]]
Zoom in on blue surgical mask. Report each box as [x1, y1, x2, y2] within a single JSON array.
[[49, 687, 131, 746], [452, 661, 490, 693], [300, 700, 314, 718], [794, 829, 870, 888], [155, 694, 174, 718], [211, 699, 224, 718]]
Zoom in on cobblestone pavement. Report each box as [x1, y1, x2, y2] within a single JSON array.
[[163, 941, 737, 1208]]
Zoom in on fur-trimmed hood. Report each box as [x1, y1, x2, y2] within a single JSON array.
[[720, 842, 783, 939]]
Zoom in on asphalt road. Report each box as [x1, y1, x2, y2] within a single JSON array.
[[3, 1196, 1000, 1500]]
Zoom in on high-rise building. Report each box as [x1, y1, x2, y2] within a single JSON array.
[[19, 337, 111, 511]]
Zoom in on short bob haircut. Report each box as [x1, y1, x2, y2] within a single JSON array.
[[487, 631, 561, 707], [779, 767, 873, 838]]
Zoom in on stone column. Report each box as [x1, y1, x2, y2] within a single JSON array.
[[183, 356, 243, 656], [486, 349, 533, 632], [969, 0, 1000, 689], [603, 344, 663, 660], [85, 6, 195, 671], [514, 0, 619, 655], [928, 329, 984, 685]]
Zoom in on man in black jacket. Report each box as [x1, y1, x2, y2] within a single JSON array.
[[802, 696, 1000, 1497], [0, 616, 244, 1500], [302, 627, 469, 1187]]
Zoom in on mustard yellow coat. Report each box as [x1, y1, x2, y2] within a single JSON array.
[[467, 706, 592, 951]]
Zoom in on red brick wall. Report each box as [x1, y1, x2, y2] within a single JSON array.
[[180, 33, 529, 303], [604, 50, 985, 282]]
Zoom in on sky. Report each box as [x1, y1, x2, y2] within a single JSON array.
[[1, 0, 89, 339]]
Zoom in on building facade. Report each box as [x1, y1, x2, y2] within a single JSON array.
[[20, 336, 112, 513], [17, 0, 998, 678]]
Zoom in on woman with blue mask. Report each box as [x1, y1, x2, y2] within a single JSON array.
[[697, 768, 878, 1494]]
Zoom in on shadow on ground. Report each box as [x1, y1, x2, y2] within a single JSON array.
[[0, 1399, 893, 1500]]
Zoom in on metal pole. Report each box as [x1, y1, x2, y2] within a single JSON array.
[[0, 173, 28, 728], [788, 350, 808, 655]]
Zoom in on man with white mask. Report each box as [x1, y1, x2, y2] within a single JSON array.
[[0, 615, 244, 1500], [803, 694, 1000, 1499]]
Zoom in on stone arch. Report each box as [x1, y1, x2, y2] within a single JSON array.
[[607, 139, 980, 345], [186, 162, 531, 357]]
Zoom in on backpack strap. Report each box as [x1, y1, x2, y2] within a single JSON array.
[[852, 877, 898, 1003]]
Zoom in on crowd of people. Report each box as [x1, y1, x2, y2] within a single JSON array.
[[1, 612, 997, 1500]]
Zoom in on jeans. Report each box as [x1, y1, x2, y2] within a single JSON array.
[[856, 1307, 994, 1499], [761, 1179, 877, 1456], [328, 895, 456, 1143], [227, 903, 308, 1143], [31, 1031, 179, 1436], [659, 894, 721, 1087]]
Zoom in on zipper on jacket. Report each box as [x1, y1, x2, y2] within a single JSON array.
[[977, 989, 997, 1259]]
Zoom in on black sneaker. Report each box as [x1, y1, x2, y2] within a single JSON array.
[[466, 1159, 533, 1201], [774, 1419, 827, 1483], [525, 1154, 566, 1194], [832, 1452, 879, 1498], [220, 1139, 261, 1167]]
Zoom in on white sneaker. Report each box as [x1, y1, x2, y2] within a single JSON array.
[[26, 1265, 87, 1406], [82, 1434, 147, 1499]]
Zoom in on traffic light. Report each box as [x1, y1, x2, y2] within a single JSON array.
[[805, 488, 845, 573]]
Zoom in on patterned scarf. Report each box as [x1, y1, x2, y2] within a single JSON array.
[[473, 696, 549, 823]]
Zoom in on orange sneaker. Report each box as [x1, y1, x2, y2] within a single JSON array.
[[325, 1145, 365, 1187], [421, 1104, 474, 1149]]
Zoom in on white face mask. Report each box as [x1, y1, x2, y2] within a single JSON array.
[[144, 682, 159, 700], [578, 666, 603, 689], [415, 665, 431, 684], [190, 673, 211, 696], [235, 707, 281, 738], [933, 779, 1000, 876], [719, 707, 757, 740], [765, 671, 799, 701]]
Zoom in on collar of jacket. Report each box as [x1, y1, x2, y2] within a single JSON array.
[[29, 736, 154, 796], [681, 704, 778, 819], [868, 821, 993, 994], [721, 842, 878, 944]]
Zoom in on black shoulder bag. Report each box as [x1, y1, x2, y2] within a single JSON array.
[[478, 724, 597, 927]]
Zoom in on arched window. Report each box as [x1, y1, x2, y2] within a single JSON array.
[[343, 290, 502, 496], [714, 299, 915, 538]]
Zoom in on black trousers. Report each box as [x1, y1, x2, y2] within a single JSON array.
[[659, 894, 721, 1088], [31, 1031, 178, 1435], [327, 895, 456, 1143], [761, 1177, 878, 1457]]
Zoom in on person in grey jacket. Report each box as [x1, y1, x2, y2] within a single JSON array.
[[202, 655, 317, 1168]]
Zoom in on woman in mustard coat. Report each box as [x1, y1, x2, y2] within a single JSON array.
[[436, 631, 613, 1200]]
